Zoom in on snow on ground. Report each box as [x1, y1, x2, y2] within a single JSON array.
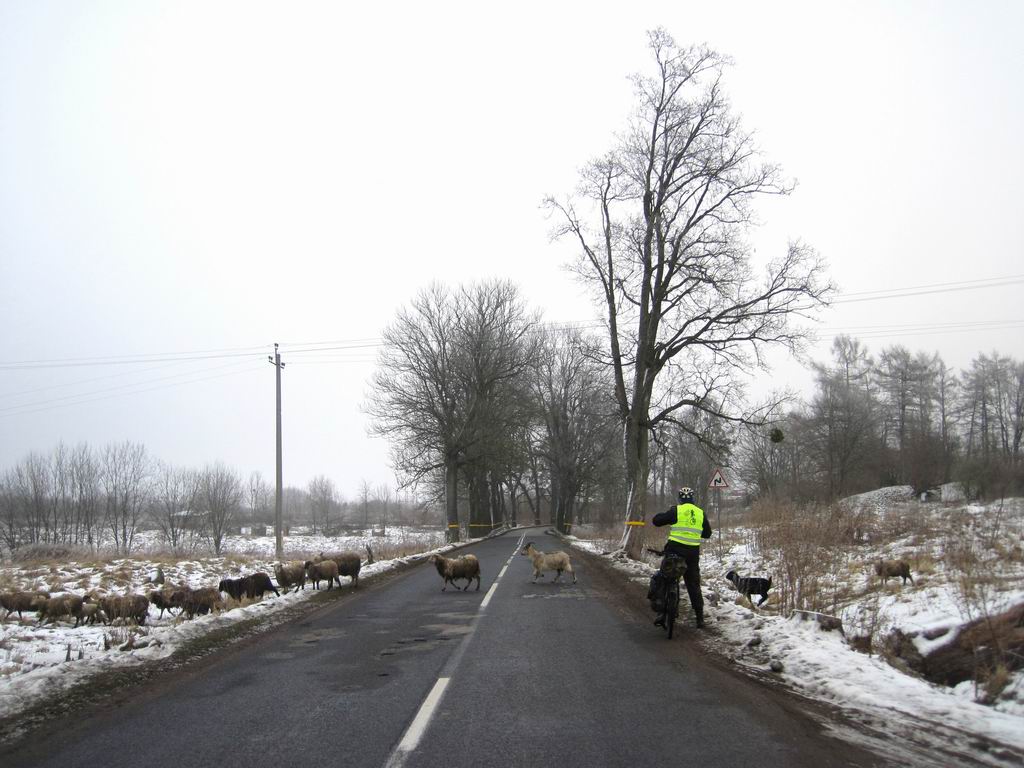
[[0, 526, 452, 721], [568, 493, 1024, 766]]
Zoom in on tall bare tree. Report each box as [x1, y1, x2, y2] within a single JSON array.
[[374, 483, 391, 536], [308, 475, 337, 535], [151, 462, 200, 552], [101, 442, 150, 554], [530, 328, 619, 533], [198, 463, 243, 555], [68, 443, 101, 546], [368, 280, 538, 541], [248, 471, 271, 526], [358, 479, 372, 529], [547, 29, 831, 556]]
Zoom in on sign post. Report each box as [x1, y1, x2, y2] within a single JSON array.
[[708, 468, 729, 549]]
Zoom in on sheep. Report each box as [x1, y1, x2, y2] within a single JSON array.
[[242, 572, 279, 599], [1, 590, 50, 622], [521, 542, 576, 584], [149, 586, 189, 619], [428, 553, 481, 592], [79, 603, 108, 626], [316, 551, 362, 588], [167, 587, 193, 614], [37, 594, 88, 627], [274, 561, 307, 594], [218, 577, 248, 602], [99, 594, 150, 626], [875, 559, 914, 586], [304, 559, 341, 590], [182, 587, 221, 619]]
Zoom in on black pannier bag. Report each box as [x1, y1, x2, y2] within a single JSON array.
[[647, 572, 668, 613]]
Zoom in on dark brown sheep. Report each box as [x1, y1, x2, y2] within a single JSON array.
[[1, 590, 50, 621], [242, 572, 279, 599], [304, 559, 341, 590], [149, 586, 189, 619], [429, 553, 481, 592], [148, 589, 178, 618], [316, 551, 362, 588], [79, 603, 107, 625], [99, 594, 150, 625], [182, 587, 221, 618], [37, 594, 88, 627], [876, 560, 914, 586]]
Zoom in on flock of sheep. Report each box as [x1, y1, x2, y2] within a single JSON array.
[[0, 551, 367, 629], [0, 542, 580, 631], [0, 540, 586, 634]]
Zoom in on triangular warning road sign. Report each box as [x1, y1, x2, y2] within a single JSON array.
[[708, 468, 729, 488]]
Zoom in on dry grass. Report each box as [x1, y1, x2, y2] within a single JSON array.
[[746, 500, 856, 615], [111, 567, 133, 588], [981, 664, 1011, 705], [9, 543, 95, 566]]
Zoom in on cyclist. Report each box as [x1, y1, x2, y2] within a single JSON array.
[[651, 487, 712, 628]]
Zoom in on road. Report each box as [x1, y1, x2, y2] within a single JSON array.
[[0, 529, 880, 768]]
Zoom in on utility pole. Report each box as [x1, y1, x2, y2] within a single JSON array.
[[268, 343, 286, 560]]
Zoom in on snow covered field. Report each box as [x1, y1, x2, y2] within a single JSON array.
[[0, 526, 446, 721], [569, 491, 1024, 767]]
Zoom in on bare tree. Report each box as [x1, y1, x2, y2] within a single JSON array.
[[806, 340, 881, 498], [374, 483, 391, 536], [358, 478, 372, 529], [530, 328, 619, 533], [367, 280, 539, 541], [101, 442, 150, 554], [0, 470, 17, 551], [248, 471, 271, 526], [151, 462, 200, 552], [8, 452, 50, 546], [308, 475, 337, 535], [68, 443, 101, 546], [198, 463, 243, 555], [546, 29, 831, 556]]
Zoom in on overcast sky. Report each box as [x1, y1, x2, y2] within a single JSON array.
[[1, 1, 1022, 498]]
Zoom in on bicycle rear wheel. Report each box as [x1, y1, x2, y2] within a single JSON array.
[[666, 582, 679, 639]]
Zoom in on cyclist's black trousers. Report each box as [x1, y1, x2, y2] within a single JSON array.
[[662, 544, 704, 620]]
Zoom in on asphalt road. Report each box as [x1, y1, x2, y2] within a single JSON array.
[[0, 529, 881, 768]]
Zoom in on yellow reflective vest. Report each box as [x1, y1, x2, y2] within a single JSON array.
[[668, 503, 704, 547]]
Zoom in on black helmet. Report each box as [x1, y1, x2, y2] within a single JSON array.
[[677, 487, 695, 503]]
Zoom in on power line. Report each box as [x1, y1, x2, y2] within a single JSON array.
[[814, 322, 1024, 342], [0, 358, 198, 399], [820, 319, 1024, 333], [0, 358, 257, 412], [1, 273, 1018, 370], [835, 273, 1024, 298], [0, 350, 268, 371], [0, 364, 265, 419], [832, 278, 1024, 304]]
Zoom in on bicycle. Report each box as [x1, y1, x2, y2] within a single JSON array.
[[646, 547, 688, 639]]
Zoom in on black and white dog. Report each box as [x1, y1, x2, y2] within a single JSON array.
[[725, 570, 773, 607]]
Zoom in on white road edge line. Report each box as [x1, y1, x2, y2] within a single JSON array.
[[386, 677, 450, 764], [479, 581, 499, 609]]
